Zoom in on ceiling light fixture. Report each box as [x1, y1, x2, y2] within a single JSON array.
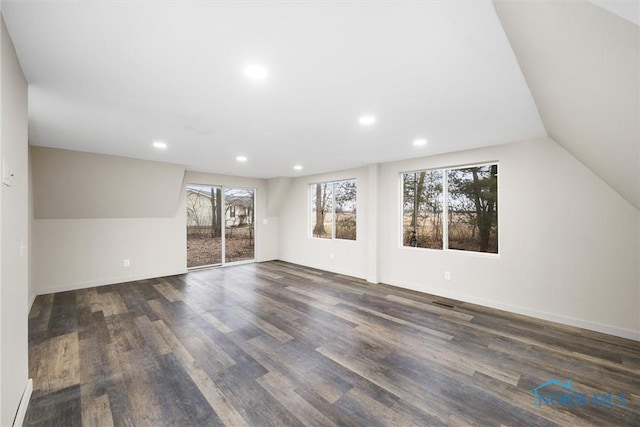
[[236, 156, 248, 162], [294, 165, 303, 171], [358, 115, 376, 126], [413, 138, 427, 146], [153, 141, 167, 150], [243, 64, 268, 80]]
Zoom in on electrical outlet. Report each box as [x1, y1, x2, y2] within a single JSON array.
[[123, 259, 131, 267], [444, 271, 451, 281], [329, 252, 334, 260]]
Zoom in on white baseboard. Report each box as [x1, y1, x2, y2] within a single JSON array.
[[35, 269, 187, 296], [381, 277, 640, 342], [13, 379, 32, 427]]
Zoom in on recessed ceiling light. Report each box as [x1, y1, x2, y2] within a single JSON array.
[[153, 141, 167, 150], [243, 64, 268, 80], [358, 115, 376, 126], [413, 138, 427, 146], [236, 156, 247, 162], [294, 165, 303, 170]]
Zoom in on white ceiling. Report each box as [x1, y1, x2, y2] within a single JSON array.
[[590, 0, 640, 25], [2, 1, 548, 178], [495, 0, 640, 210]]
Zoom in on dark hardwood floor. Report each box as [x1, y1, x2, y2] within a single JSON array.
[[26, 261, 640, 426]]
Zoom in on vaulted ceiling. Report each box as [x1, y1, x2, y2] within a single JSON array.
[[2, 0, 638, 208], [494, 0, 639, 209]]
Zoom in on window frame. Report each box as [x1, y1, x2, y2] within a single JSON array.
[[400, 162, 499, 256], [308, 178, 357, 241]]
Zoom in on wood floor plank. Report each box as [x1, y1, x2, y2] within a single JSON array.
[[80, 393, 114, 427], [153, 280, 184, 303], [384, 293, 475, 322], [154, 353, 224, 426], [89, 289, 129, 318], [25, 384, 82, 427], [133, 315, 172, 356], [257, 370, 338, 427], [30, 332, 80, 395], [26, 261, 640, 426], [48, 291, 79, 338], [340, 301, 455, 340], [104, 345, 165, 427], [152, 317, 247, 425], [335, 387, 422, 427], [246, 333, 352, 404], [212, 365, 304, 427], [179, 359, 248, 427], [316, 344, 456, 425], [234, 305, 294, 343], [78, 335, 111, 426]]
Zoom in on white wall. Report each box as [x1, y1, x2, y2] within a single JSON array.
[[277, 166, 372, 279], [277, 138, 640, 339], [31, 165, 279, 296], [378, 137, 639, 339], [0, 14, 30, 426], [29, 139, 640, 340], [28, 146, 34, 306], [33, 217, 187, 294], [31, 149, 188, 295], [31, 147, 185, 219]]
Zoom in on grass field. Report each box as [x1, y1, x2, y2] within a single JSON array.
[[403, 212, 497, 252]]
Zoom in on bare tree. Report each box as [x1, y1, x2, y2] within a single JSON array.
[[403, 171, 442, 248], [313, 183, 330, 237], [412, 171, 426, 228], [210, 187, 222, 238], [448, 165, 498, 252], [470, 165, 498, 252]]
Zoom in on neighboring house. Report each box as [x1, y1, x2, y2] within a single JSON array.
[[225, 193, 253, 227], [186, 187, 253, 230]]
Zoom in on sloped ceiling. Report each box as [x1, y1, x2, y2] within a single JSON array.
[[1, 1, 546, 179], [2, 0, 637, 207], [493, 0, 640, 210]]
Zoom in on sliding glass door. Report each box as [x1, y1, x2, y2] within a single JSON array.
[[186, 184, 255, 268], [186, 184, 223, 268], [224, 187, 255, 263]]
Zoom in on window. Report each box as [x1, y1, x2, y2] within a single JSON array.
[[310, 180, 356, 240], [402, 164, 498, 253]]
